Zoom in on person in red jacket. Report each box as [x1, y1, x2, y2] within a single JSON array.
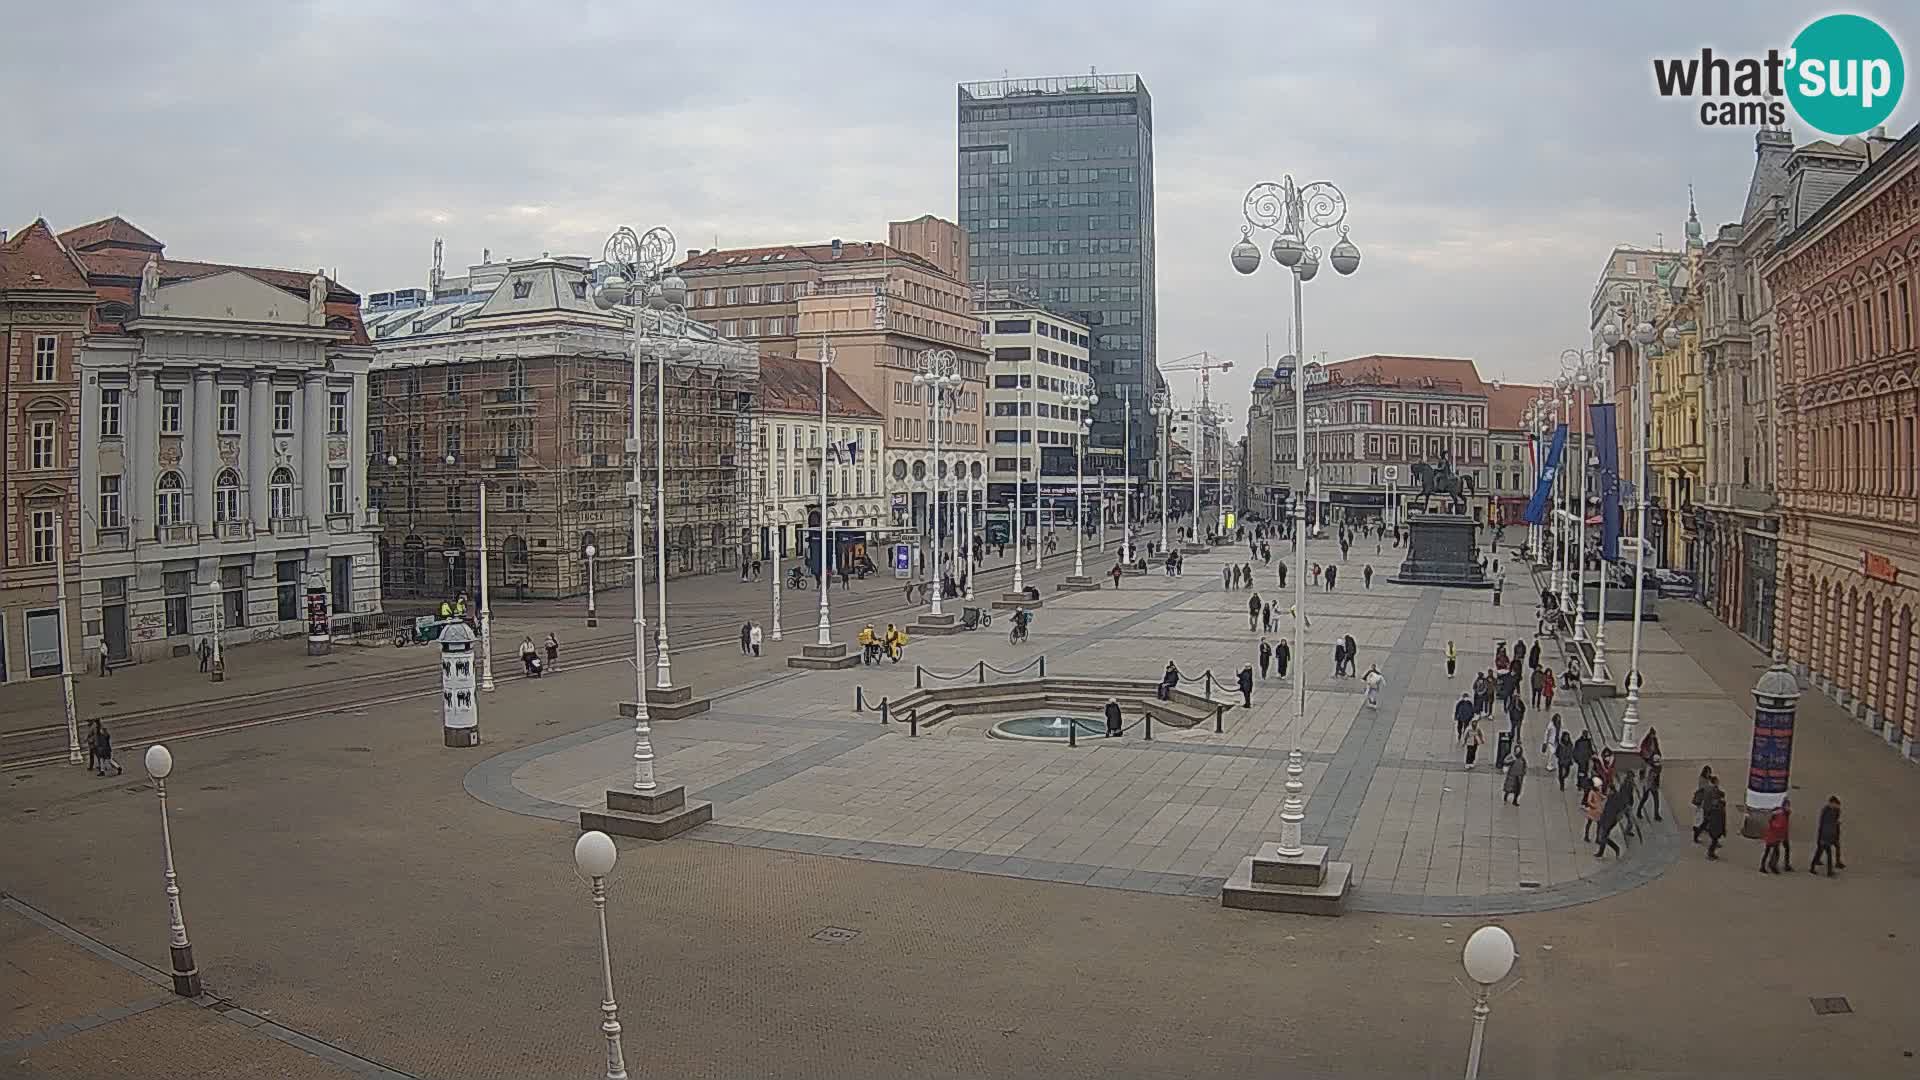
[[1761, 798, 1793, 874]]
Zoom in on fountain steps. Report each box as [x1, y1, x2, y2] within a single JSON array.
[[880, 677, 1228, 733]]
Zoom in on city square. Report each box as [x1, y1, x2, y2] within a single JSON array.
[[5, 4, 1920, 1078]]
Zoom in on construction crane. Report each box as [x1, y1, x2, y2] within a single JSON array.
[[1158, 351, 1233, 535]]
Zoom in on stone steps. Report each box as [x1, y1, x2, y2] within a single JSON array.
[[1220, 843, 1352, 916]]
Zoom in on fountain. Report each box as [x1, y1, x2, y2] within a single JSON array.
[[989, 715, 1108, 742]]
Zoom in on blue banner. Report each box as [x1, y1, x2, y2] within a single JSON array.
[[1522, 423, 1567, 526], [1589, 402, 1622, 561]]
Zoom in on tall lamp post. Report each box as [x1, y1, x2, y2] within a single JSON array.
[[1233, 173, 1362, 857], [915, 348, 960, 616], [584, 543, 598, 627], [1460, 925, 1517, 1080], [1119, 386, 1133, 562], [1070, 381, 1096, 578], [1151, 390, 1171, 554], [573, 831, 628, 1080], [813, 340, 835, 644], [1603, 319, 1661, 750], [1561, 348, 1605, 647], [142, 744, 201, 997], [593, 225, 680, 789], [766, 505, 782, 641], [964, 463, 978, 601]]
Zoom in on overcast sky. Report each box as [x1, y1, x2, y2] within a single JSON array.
[[4, 1, 1912, 433]]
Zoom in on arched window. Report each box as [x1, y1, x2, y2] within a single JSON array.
[[270, 467, 296, 521], [156, 471, 185, 527], [214, 469, 242, 522]]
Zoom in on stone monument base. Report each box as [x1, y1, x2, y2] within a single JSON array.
[[1386, 511, 1492, 589]]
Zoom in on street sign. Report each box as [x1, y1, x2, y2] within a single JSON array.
[[1384, 465, 1399, 482]]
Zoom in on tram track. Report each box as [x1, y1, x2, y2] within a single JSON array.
[[4, 554, 1080, 770]]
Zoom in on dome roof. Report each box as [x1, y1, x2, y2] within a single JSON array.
[[1253, 367, 1276, 388]]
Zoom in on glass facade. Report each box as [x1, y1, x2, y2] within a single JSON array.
[[958, 75, 1157, 474]]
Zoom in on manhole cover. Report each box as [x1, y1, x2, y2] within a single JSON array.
[[199, 785, 226, 791], [1518, 880, 1542, 889], [343, 746, 374, 753], [1810, 996, 1852, 1015], [811, 926, 860, 944]]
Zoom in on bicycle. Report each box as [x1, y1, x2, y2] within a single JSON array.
[[1009, 620, 1030, 645], [785, 568, 809, 591]]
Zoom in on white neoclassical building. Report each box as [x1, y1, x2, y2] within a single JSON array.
[[61, 218, 380, 667]]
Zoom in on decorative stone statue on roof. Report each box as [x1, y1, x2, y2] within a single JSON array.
[[309, 271, 329, 325], [139, 254, 161, 308]]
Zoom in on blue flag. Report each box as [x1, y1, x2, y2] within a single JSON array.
[[1522, 423, 1567, 526], [1589, 403, 1621, 561]]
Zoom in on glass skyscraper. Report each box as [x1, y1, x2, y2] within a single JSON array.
[[957, 74, 1158, 481]]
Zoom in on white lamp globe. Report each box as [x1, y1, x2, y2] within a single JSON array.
[[145, 744, 174, 780], [1601, 323, 1621, 348], [1230, 235, 1261, 275], [594, 275, 628, 311], [575, 830, 618, 878], [1462, 925, 1516, 986], [585, 544, 597, 559]]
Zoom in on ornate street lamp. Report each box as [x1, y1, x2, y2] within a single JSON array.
[[1233, 174, 1361, 858], [914, 349, 961, 617], [1601, 318, 1661, 750]]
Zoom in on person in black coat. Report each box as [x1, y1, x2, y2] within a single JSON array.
[[1701, 778, 1729, 859], [1275, 639, 1292, 680], [1453, 692, 1476, 738], [1595, 781, 1631, 857], [1258, 638, 1273, 680], [1809, 796, 1844, 875], [1104, 698, 1124, 737], [1158, 662, 1181, 701], [1527, 640, 1542, 671], [1343, 634, 1357, 676], [1236, 665, 1254, 708]]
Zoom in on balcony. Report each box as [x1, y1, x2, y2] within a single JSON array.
[[94, 527, 129, 552], [326, 514, 354, 535], [216, 520, 253, 541], [159, 523, 198, 546], [485, 388, 533, 407], [270, 516, 307, 537], [363, 508, 382, 529]]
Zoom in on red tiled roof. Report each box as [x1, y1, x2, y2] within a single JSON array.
[[73, 250, 368, 345], [57, 215, 163, 254], [0, 219, 93, 292], [1485, 382, 1551, 432], [1321, 354, 1489, 393], [680, 240, 940, 276], [757, 354, 882, 419]]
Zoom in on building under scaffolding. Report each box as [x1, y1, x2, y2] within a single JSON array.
[[362, 254, 757, 605]]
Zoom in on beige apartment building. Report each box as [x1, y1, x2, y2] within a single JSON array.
[[679, 217, 989, 536]]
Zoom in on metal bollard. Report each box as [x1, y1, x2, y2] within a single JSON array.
[[856, 686, 865, 712], [1204, 672, 1214, 698], [977, 660, 985, 684], [880, 698, 890, 724], [1145, 711, 1153, 740], [909, 712, 919, 738], [1215, 706, 1224, 733], [915, 666, 923, 689], [1069, 719, 1077, 747], [1039, 656, 1046, 677]]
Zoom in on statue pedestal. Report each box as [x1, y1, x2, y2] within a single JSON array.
[[1386, 511, 1492, 589]]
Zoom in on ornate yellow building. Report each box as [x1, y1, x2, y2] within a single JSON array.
[[1648, 197, 1708, 570]]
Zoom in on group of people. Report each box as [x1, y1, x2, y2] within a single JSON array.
[[737, 621, 766, 657], [855, 623, 909, 665], [517, 634, 559, 677]]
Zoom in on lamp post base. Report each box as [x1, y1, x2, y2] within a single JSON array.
[[581, 785, 714, 842], [443, 725, 481, 748], [169, 946, 201, 998]]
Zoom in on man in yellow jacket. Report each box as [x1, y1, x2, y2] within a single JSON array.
[[884, 624, 908, 663], [857, 623, 878, 665]]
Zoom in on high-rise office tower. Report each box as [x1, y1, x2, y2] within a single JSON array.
[[958, 74, 1157, 490]]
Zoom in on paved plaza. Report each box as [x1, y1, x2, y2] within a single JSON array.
[[4, 535, 1918, 1078], [477, 537, 1728, 915]]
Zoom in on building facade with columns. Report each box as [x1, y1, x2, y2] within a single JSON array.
[[1768, 123, 1920, 760], [0, 221, 92, 687], [57, 217, 381, 668], [753, 354, 884, 566]]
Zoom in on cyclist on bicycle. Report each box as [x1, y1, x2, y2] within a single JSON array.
[[1010, 607, 1033, 643]]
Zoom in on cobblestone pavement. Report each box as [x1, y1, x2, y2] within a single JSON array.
[[3, 534, 1918, 1078], [483, 539, 1724, 914]]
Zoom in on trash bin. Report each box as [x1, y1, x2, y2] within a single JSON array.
[[1492, 584, 1503, 606], [1494, 730, 1514, 769]]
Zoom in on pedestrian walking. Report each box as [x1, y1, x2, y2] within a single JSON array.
[[1331, 637, 1346, 678], [1528, 640, 1542, 671], [519, 636, 538, 676], [1248, 592, 1263, 632], [1312, 562, 1322, 587], [1540, 710, 1563, 759], [1277, 563, 1288, 590], [1363, 564, 1374, 589], [1505, 690, 1526, 740], [1596, 747, 1617, 793], [1542, 666, 1557, 708], [1472, 671, 1490, 717], [1462, 713, 1485, 767], [89, 720, 124, 776], [1636, 745, 1664, 822], [1325, 564, 1338, 591], [1343, 634, 1357, 677], [1224, 566, 1233, 590], [749, 622, 763, 657], [1105, 698, 1124, 737], [1502, 746, 1527, 805], [1111, 563, 1124, 588], [98, 651, 112, 677], [1454, 692, 1475, 738], [1595, 780, 1630, 857], [1446, 640, 1457, 678], [1237, 665, 1254, 708], [1581, 777, 1605, 841], [1243, 563, 1255, 589], [1690, 766, 1716, 842], [1573, 729, 1595, 790], [1554, 731, 1575, 790], [1701, 777, 1729, 860], [1363, 664, 1383, 709], [196, 637, 212, 672], [1529, 666, 1545, 709], [1617, 772, 1642, 841], [1809, 796, 1844, 876], [1259, 638, 1273, 680], [1761, 798, 1793, 873], [544, 633, 559, 671], [1275, 639, 1292, 681]]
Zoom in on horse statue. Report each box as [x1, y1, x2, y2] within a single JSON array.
[[1411, 460, 1469, 514]]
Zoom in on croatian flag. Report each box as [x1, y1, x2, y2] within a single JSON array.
[[1522, 423, 1567, 526]]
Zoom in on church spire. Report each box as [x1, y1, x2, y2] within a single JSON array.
[[1684, 184, 1704, 250]]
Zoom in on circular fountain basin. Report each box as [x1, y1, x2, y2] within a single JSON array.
[[989, 715, 1108, 742]]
